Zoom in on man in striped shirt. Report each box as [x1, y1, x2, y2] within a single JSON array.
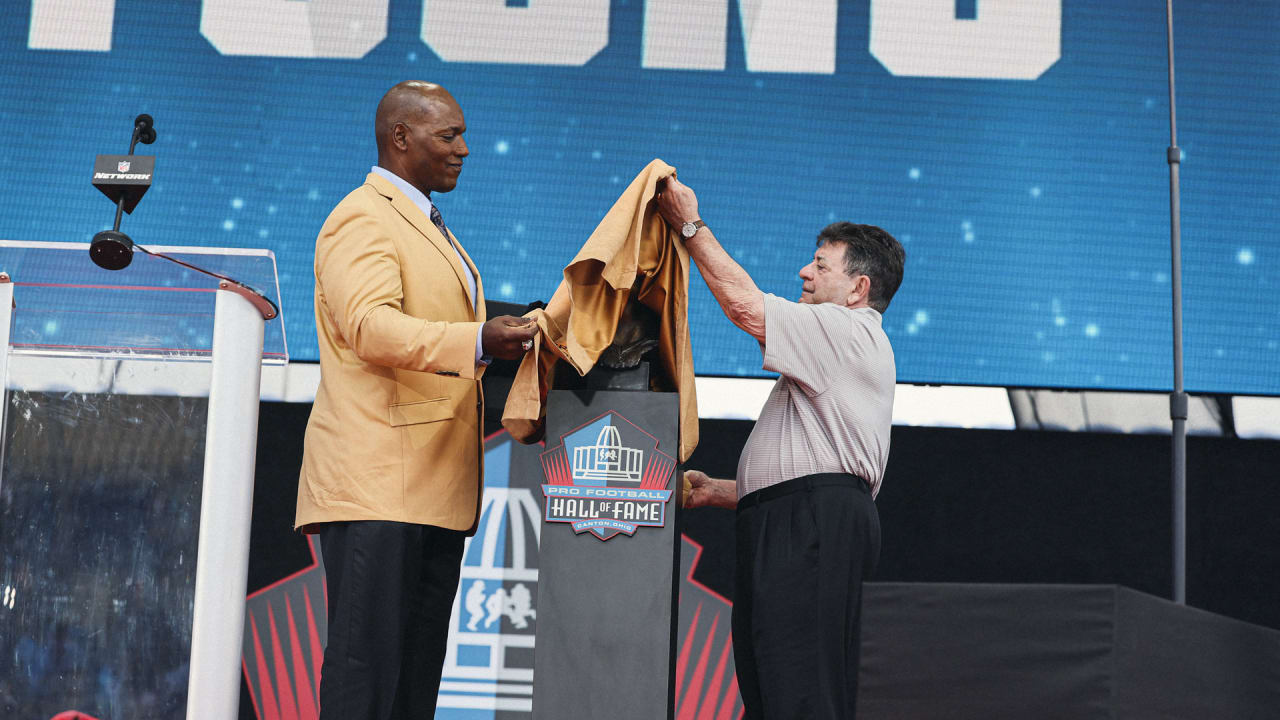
[[656, 176, 905, 720]]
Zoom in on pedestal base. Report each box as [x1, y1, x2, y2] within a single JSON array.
[[532, 389, 682, 720]]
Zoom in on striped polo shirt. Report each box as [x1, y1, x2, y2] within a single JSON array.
[[736, 294, 896, 499]]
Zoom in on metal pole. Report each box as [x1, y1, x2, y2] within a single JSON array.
[[1165, 0, 1188, 605], [186, 286, 266, 719], [0, 274, 13, 486]]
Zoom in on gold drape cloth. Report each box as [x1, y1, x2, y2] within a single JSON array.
[[501, 159, 698, 462]]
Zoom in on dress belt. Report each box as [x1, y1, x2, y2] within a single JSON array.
[[738, 472, 870, 511]]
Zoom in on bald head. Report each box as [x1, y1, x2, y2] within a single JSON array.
[[375, 81, 456, 158], [375, 81, 469, 195]]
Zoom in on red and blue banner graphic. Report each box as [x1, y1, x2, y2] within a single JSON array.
[[241, 535, 327, 720], [675, 538, 745, 720], [240, 431, 738, 719], [540, 412, 677, 541]]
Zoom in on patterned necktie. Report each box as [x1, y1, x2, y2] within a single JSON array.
[[430, 200, 478, 312], [429, 203, 449, 240]]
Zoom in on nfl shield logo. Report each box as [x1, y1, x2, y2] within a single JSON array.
[[117, 160, 131, 172]]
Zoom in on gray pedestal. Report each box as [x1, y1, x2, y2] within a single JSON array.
[[531, 389, 682, 719]]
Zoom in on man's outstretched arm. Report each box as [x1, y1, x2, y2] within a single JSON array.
[[657, 177, 765, 343]]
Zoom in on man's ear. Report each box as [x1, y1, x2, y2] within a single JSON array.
[[392, 122, 409, 151], [849, 274, 871, 307]]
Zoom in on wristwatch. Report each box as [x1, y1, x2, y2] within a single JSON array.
[[680, 219, 706, 239]]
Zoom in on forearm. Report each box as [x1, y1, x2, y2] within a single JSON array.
[[706, 477, 739, 509], [686, 228, 765, 342], [654, 175, 765, 341], [684, 470, 740, 509]]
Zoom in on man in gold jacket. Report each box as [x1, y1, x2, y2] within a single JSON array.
[[296, 81, 537, 720]]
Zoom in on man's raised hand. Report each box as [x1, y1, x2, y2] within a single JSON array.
[[656, 175, 701, 233]]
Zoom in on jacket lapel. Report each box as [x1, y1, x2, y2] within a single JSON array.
[[449, 230, 486, 319], [365, 172, 478, 317]]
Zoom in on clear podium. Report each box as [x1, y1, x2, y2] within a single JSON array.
[[0, 240, 284, 720]]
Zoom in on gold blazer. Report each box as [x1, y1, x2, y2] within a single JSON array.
[[296, 172, 487, 533]]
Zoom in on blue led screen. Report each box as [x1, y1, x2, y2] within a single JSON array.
[[2, 1, 1276, 394]]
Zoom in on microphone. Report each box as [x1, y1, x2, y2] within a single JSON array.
[[91, 114, 159, 269], [84, 114, 279, 320], [133, 113, 156, 147]]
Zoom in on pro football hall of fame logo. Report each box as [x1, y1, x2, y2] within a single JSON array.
[[539, 411, 677, 541]]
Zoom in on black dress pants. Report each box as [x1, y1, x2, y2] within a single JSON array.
[[317, 520, 466, 720], [733, 473, 881, 720]]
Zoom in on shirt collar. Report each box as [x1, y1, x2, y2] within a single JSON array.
[[859, 306, 884, 324], [371, 165, 435, 217]]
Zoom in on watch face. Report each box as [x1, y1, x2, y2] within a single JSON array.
[[682, 222, 696, 238]]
